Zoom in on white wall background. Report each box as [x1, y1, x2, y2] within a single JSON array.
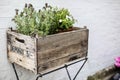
[[0, 0, 120, 80]]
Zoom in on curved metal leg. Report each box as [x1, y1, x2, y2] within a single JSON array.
[[36, 58, 88, 80], [73, 58, 87, 80], [12, 63, 19, 80], [11, 58, 88, 80]]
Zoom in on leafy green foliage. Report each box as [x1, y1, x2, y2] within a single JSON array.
[[12, 3, 75, 36]]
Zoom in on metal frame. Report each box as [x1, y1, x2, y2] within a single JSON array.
[[12, 63, 19, 80], [12, 57, 88, 80]]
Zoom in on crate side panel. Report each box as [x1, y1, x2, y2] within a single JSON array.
[[7, 31, 36, 53], [37, 29, 88, 64], [7, 31, 37, 73], [8, 52, 37, 73], [37, 52, 86, 73], [38, 41, 86, 63], [38, 29, 88, 51]]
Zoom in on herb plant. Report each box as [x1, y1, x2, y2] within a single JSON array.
[[12, 3, 75, 36]]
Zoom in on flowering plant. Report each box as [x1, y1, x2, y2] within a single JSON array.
[[12, 3, 75, 36]]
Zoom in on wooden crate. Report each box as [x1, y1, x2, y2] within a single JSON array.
[[7, 27, 89, 74]]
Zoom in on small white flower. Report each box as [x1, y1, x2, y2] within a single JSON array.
[[66, 15, 70, 19], [59, 19, 62, 23], [23, 13, 26, 16], [66, 15, 72, 20]]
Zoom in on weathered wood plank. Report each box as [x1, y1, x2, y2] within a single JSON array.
[[37, 29, 88, 51], [37, 29, 88, 64], [8, 52, 37, 73], [7, 30, 38, 73], [7, 30, 36, 53], [37, 41, 86, 63], [37, 52, 86, 73]]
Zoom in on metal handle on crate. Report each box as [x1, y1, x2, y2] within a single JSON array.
[[15, 37, 25, 43]]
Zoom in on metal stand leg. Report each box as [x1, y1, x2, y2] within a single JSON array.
[[11, 57, 87, 80], [73, 59, 87, 80], [36, 73, 42, 80], [12, 63, 19, 80], [36, 58, 88, 80], [65, 64, 72, 80], [64, 58, 87, 80]]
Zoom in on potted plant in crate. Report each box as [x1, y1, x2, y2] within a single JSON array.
[[7, 3, 89, 74]]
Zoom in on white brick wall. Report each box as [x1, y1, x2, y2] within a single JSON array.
[[0, 0, 120, 80]]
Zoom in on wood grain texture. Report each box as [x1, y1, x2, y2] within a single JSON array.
[[7, 30, 36, 53], [37, 28, 88, 73], [7, 30, 37, 73], [7, 28, 88, 74], [37, 52, 86, 73], [8, 52, 37, 72], [37, 29, 88, 62]]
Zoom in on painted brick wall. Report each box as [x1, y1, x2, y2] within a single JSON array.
[[0, 0, 120, 80]]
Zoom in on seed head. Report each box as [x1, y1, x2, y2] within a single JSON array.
[[31, 8, 34, 12], [43, 7, 46, 10], [25, 3, 27, 8], [39, 9, 41, 13], [15, 9, 19, 15], [45, 3, 48, 7], [28, 4, 33, 8]]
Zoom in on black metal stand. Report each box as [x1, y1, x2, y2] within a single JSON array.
[[12, 63, 19, 80], [12, 58, 88, 80], [36, 57, 88, 80]]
